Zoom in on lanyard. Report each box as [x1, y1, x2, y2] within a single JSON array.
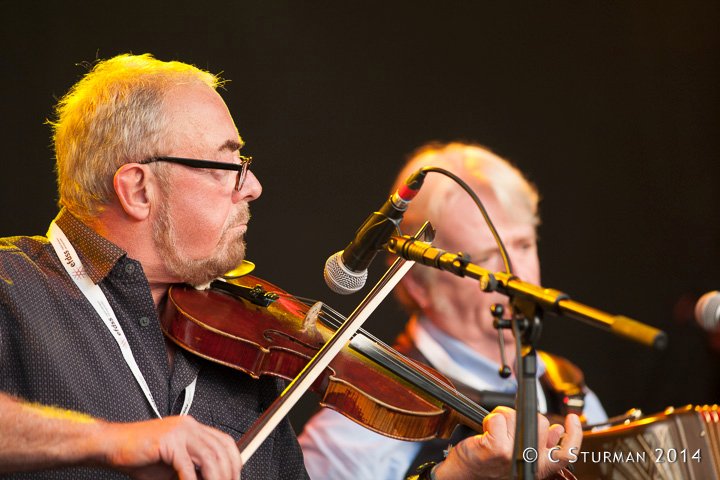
[[48, 221, 196, 418]]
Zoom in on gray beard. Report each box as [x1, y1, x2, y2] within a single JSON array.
[[152, 198, 249, 287]]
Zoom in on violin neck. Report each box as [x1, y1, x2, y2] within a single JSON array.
[[348, 334, 488, 436]]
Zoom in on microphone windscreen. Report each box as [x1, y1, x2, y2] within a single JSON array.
[[695, 291, 720, 331], [324, 251, 368, 295]]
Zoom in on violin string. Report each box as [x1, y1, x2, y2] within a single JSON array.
[[350, 335, 491, 421], [286, 293, 490, 421], [291, 295, 482, 404]]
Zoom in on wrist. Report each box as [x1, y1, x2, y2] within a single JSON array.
[[83, 420, 116, 467]]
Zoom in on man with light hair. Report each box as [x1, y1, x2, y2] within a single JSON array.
[[0, 55, 581, 479], [0, 53, 284, 479], [300, 142, 605, 479]]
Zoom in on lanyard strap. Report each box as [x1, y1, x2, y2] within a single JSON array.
[[48, 221, 196, 418]]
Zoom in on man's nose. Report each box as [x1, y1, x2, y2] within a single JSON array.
[[235, 170, 262, 202], [506, 248, 540, 283]]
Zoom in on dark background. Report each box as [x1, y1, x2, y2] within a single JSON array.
[[1, 1, 718, 432]]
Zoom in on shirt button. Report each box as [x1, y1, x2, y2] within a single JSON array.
[[125, 264, 136, 274], [139, 316, 150, 327]]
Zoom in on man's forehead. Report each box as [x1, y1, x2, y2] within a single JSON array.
[[161, 83, 244, 153], [435, 194, 535, 237], [447, 186, 535, 225]]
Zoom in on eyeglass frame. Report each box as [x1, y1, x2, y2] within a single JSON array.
[[140, 155, 253, 192]]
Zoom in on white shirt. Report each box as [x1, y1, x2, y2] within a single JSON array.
[[298, 316, 607, 480]]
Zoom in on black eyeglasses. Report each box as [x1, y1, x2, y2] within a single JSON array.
[[141, 156, 252, 191]]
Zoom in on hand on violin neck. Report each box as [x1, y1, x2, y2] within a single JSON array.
[[432, 407, 582, 480], [539, 413, 582, 479]]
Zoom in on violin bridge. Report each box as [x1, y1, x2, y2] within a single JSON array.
[[302, 301, 323, 332]]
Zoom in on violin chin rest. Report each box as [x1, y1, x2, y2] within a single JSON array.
[[222, 260, 257, 279]]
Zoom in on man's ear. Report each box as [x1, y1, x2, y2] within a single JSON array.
[[113, 164, 155, 220]]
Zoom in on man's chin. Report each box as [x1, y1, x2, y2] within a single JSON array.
[[170, 253, 246, 288]]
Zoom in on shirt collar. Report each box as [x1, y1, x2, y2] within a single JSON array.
[[413, 315, 547, 391], [52, 208, 126, 284]]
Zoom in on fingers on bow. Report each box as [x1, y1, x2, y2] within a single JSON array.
[[164, 417, 242, 480]]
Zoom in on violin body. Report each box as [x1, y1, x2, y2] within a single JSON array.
[[161, 275, 484, 441]]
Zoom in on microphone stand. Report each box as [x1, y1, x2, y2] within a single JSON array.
[[385, 235, 668, 479], [510, 294, 542, 479]]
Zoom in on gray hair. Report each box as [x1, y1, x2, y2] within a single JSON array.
[[391, 142, 540, 312], [393, 142, 539, 235], [50, 53, 222, 221]]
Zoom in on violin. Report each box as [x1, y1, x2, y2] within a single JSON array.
[[159, 273, 488, 441]]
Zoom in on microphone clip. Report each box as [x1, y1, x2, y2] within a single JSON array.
[[491, 303, 513, 379]]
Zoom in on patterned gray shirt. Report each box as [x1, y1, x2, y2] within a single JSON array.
[[0, 209, 308, 479]]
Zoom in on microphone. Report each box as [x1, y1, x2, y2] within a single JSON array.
[[695, 291, 720, 332], [324, 169, 427, 294]]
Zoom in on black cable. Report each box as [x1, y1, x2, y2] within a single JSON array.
[[416, 166, 514, 275]]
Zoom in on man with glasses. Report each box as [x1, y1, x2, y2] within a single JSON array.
[[0, 54, 580, 479]]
